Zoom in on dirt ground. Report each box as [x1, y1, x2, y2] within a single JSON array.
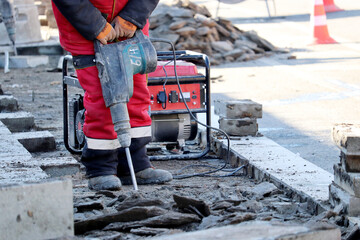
[[0, 66, 353, 239]]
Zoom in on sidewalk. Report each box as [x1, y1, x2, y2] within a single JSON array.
[[192, 0, 360, 173]]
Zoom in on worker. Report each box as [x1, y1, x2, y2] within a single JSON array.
[[51, 0, 173, 190]]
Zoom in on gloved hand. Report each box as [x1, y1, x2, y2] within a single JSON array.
[[96, 22, 116, 45], [112, 16, 137, 38]]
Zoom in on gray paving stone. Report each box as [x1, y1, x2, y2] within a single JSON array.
[[24, 156, 81, 177], [333, 163, 360, 197], [152, 221, 340, 240], [0, 95, 18, 112], [0, 55, 49, 68], [214, 99, 262, 119], [0, 120, 11, 135], [329, 183, 360, 217], [0, 112, 35, 132], [340, 151, 360, 173], [332, 123, 360, 156], [0, 167, 48, 185], [212, 136, 333, 211], [0, 122, 32, 163], [13, 130, 56, 152], [0, 180, 74, 240], [219, 117, 258, 136]]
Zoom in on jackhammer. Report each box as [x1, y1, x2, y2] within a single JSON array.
[[94, 30, 157, 190]]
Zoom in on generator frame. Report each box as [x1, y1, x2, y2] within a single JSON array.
[[62, 51, 211, 161]]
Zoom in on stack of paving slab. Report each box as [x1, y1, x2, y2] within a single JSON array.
[[214, 99, 262, 136], [0, 85, 80, 185], [330, 123, 360, 217], [0, 0, 49, 70], [0, 86, 77, 239]]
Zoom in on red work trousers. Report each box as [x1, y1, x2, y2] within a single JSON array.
[[76, 66, 152, 149]]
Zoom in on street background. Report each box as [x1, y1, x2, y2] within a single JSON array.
[[188, 0, 360, 172]]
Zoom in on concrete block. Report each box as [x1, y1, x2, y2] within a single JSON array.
[[219, 117, 258, 136], [0, 167, 48, 185], [214, 99, 262, 119], [213, 136, 333, 205], [13, 130, 56, 152], [24, 156, 81, 177], [0, 180, 74, 240], [0, 122, 32, 162], [329, 183, 360, 217], [152, 221, 340, 240], [0, 111, 35, 132], [0, 0, 42, 45], [340, 151, 360, 173], [333, 163, 360, 197], [0, 55, 49, 68], [0, 95, 18, 112], [332, 123, 360, 156]]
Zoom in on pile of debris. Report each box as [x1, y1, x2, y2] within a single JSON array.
[[150, 0, 279, 65], [70, 157, 354, 239]]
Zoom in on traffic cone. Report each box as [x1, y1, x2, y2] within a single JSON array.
[[323, 0, 343, 13], [311, 0, 337, 44]]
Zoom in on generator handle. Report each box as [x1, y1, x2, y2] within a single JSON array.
[[62, 55, 82, 154]]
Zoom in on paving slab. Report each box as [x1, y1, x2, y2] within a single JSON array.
[[0, 111, 35, 132], [24, 156, 80, 177], [0, 179, 74, 240], [332, 123, 360, 156], [0, 55, 49, 69], [339, 151, 360, 173], [329, 183, 360, 217], [0, 122, 48, 184], [0, 122, 32, 162], [333, 163, 360, 197], [219, 117, 258, 136], [212, 136, 333, 212], [13, 130, 56, 152], [152, 221, 340, 240], [0, 95, 18, 112], [214, 99, 262, 119], [0, 167, 48, 185]]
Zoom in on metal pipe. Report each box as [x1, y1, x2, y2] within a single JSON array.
[[125, 147, 138, 191], [4, 51, 9, 73]]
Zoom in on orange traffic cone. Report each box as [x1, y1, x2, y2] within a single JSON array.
[[311, 0, 337, 44], [323, 0, 343, 13]]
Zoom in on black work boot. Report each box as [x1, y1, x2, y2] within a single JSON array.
[[81, 143, 122, 191], [117, 137, 173, 185]]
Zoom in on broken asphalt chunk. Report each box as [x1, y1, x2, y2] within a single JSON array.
[[173, 194, 211, 217]]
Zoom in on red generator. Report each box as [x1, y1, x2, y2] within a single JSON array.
[[63, 51, 211, 160]]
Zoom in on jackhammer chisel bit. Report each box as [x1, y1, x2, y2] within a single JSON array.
[[94, 30, 157, 190]]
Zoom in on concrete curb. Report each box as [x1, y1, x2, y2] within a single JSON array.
[[211, 136, 333, 214], [0, 121, 79, 185]]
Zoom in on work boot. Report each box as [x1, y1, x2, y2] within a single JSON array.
[[88, 175, 122, 191], [120, 167, 173, 185]]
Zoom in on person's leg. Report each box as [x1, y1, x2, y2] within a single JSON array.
[[117, 72, 172, 184], [75, 62, 121, 190]]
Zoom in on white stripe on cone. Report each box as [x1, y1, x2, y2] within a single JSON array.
[[314, 15, 327, 26]]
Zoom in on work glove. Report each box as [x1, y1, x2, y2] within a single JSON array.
[[112, 16, 137, 38], [96, 22, 116, 45]]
